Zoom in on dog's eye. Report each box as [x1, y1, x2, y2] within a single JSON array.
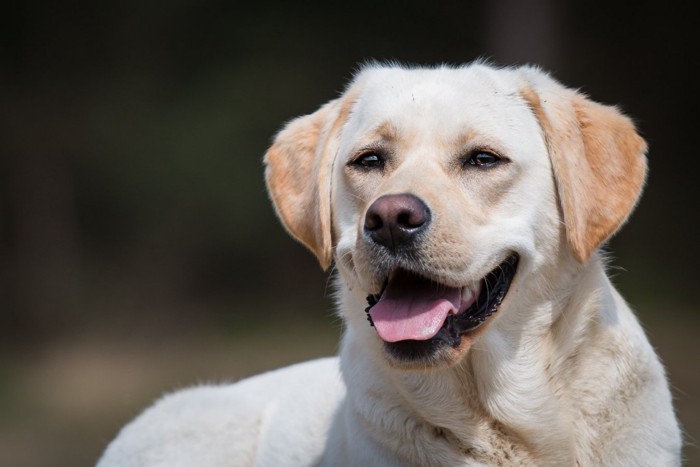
[[352, 152, 385, 169], [464, 151, 501, 168]]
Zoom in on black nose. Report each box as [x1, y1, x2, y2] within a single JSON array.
[[364, 194, 431, 251]]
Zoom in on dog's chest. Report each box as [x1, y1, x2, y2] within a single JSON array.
[[433, 421, 538, 466]]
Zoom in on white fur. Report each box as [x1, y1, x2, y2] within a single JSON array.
[[98, 64, 681, 466]]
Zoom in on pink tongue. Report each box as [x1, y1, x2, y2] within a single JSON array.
[[369, 270, 461, 342]]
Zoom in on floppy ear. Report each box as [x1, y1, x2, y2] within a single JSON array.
[[520, 70, 648, 263], [264, 96, 353, 270]]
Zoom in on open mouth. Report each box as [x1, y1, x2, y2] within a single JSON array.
[[365, 254, 519, 357]]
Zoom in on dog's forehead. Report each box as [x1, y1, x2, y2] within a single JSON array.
[[345, 65, 533, 139]]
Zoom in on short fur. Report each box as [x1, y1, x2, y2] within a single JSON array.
[[98, 63, 681, 467]]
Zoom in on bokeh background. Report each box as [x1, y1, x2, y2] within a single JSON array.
[[1, 1, 698, 465]]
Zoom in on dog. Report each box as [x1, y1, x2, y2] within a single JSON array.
[[98, 63, 681, 466]]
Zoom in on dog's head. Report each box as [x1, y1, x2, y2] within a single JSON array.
[[265, 63, 646, 369]]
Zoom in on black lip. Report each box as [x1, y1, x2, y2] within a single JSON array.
[[366, 254, 520, 362]]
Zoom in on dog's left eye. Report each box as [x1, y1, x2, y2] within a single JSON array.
[[464, 151, 502, 168]]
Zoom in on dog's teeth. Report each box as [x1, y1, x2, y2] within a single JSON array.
[[461, 282, 481, 304], [461, 287, 473, 303]]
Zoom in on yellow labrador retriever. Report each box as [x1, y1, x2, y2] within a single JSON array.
[[99, 63, 681, 466]]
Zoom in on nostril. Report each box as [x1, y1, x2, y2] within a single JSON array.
[[365, 212, 383, 231], [396, 208, 427, 229], [396, 212, 410, 228]]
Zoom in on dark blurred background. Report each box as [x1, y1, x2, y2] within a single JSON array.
[[1, 1, 698, 465]]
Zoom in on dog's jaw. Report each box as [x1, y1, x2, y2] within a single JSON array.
[[345, 253, 520, 369]]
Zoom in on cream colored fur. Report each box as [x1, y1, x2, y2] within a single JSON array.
[[98, 63, 681, 466]]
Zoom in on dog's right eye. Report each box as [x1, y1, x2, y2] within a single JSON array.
[[352, 152, 385, 169]]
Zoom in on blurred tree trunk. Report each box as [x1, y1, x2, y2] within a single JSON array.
[[484, 0, 562, 69]]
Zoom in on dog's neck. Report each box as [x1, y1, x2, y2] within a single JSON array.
[[337, 256, 610, 465]]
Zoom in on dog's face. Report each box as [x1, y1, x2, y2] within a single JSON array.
[[265, 64, 647, 369]]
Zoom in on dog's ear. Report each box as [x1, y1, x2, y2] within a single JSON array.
[[264, 96, 353, 270], [520, 70, 648, 263]]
